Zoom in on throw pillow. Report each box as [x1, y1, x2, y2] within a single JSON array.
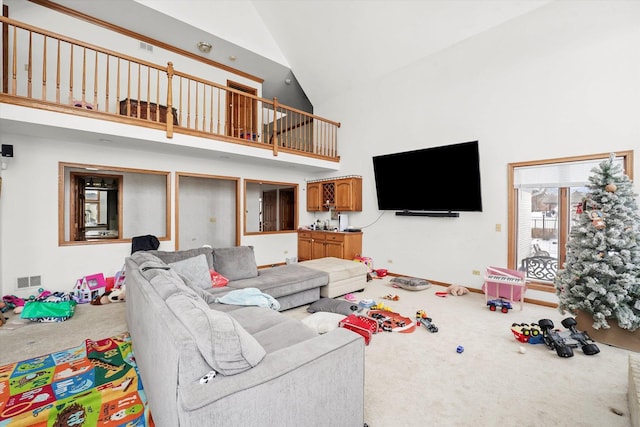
[[212, 246, 258, 281], [147, 246, 214, 269], [169, 254, 212, 290], [307, 297, 359, 316], [166, 292, 266, 376], [301, 312, 345, 334]]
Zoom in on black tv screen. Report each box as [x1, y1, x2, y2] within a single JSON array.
[[372, 140, 482, 213]]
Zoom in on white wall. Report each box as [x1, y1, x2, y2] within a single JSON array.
[[0, 128, 314, 297], [314, 1, 640, 302], [1, 1, 639, 304]]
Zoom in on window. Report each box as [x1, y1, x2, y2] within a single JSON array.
[[508, 151, 633, 291], [244, 179, 297, 234], [60, 163, 170, 244]]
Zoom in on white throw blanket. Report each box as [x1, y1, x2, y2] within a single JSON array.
[[214, 288, 281, 311]]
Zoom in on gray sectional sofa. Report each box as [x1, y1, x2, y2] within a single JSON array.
[[125, 247, 365, 427], [146, 245, 328, 310]]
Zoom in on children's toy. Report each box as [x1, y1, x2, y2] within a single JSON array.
[[108, 286, 126, 303], [446, 285, 469, 296], [20, 292, 77, 322], [338, 313, 380, 345], [358, 299, 376, 309], [510, 322, 543, 344], [456, 345, 464, 353], [370, 302, 392, 311], [539, 317, 600, 358], [381, 294, 399, 301], [487, 298, 512, 313], [482, 266, 526, 310], [72, 273, 106, 304], [367, 309, 415, 333], [416, 310, 438, 332]]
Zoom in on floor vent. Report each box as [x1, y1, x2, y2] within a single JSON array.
[[16, 275, 42, 289]]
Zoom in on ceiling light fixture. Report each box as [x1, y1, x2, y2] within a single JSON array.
[[197, 41, 212, 53]]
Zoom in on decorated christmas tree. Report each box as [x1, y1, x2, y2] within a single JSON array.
[[555, 154, 640, 330]]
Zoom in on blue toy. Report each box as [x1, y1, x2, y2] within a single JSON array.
[[487, 298, 512, 313], [456, 345, 464, 354]]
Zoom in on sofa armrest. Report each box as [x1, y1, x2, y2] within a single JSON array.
[[178, 327, 364, 425]]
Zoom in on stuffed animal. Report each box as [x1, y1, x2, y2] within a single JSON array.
[[90, 290, 112, 305], [108, 286, 126, 303], [447, 285, 469, 296]]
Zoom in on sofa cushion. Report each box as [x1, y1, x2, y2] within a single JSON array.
[[212, 246, 258, 281], [307, 297, 359, 316], [148, 270, 196, 300], [166, 292, 266, 376], [169, 254, 212, 290], [147, 246, 214, 269]]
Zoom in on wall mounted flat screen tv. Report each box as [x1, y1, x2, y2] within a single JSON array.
[[372, 140, 482, 215]]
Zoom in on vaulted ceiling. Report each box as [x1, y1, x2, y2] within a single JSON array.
[[33, 1, 553, 109]]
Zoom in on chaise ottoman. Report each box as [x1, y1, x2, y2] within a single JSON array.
[[298, 257, 368, 298]]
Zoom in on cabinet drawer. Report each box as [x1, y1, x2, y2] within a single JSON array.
[[311, 232, 327, 241], [299, 231, 312, 239], [325, 233, 345, 242]]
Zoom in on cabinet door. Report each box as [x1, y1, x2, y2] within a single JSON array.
[[312, 240, 326, 259], [325, 240, 344, 258], [342, 232, 363, 260], [298, 233, 313, 261], [307, 182, 322, 211], [335, 178, 362, 211]]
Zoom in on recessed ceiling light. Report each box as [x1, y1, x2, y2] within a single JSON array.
[[197, 41, 212, 53], [229, 55, 237, 61]]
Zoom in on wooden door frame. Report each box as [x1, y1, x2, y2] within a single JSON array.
[[226, 80, 258, 138]]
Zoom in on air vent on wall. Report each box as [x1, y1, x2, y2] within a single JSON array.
[[139, 42, 154, 53], [17, 275, 42, 289]]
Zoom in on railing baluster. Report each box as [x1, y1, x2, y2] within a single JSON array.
[[27, 31, 32, 98], [166, 62, 174, 138], [145, 67, 151, 121], [105, 55, 110, 113], [209, 86, 214, 133], [55, 39, 60, 103], [216, 87, 221, 134], [156, 68, 160, 123], [195, 82, 199, 130], [93, 50, 98, 109], [178, 76, 183, 127], [11, 26, 17, 95], [81, 47, 87, 106], [187, 80, 191, 129], [42, 35, 47, 101], [68, 45, 73, 104]]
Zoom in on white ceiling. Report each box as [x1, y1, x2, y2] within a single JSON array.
[[249, 0, 553, 105], [29, 0, 553, 107]]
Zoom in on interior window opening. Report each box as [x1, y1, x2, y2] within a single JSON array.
[[60, 163, 170, 245], [244, 180, 297, 234]]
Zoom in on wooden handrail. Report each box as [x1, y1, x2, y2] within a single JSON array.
[[0, 16, 340, 161]]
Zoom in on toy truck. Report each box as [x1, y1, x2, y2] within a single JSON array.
[[416, 310, 438, 332], [487, 298, 512, 313]]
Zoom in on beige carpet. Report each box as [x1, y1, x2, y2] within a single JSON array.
[[1, 279, 633, 426]]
